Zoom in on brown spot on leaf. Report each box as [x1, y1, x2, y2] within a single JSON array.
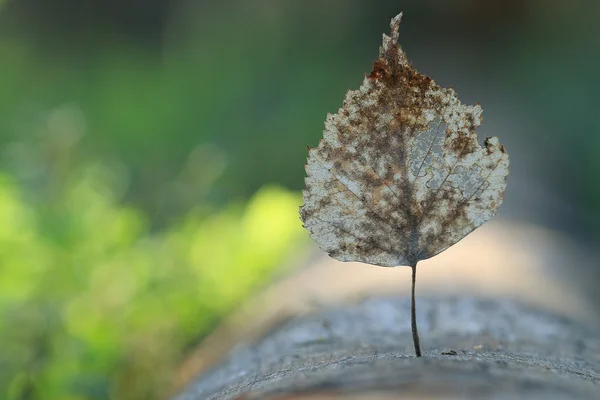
[[367, 59, 388, 81]]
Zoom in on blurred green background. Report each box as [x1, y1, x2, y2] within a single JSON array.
[[0, 0, 599, 399]]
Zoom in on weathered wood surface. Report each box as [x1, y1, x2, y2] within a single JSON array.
[[175, 296, 600, 400]]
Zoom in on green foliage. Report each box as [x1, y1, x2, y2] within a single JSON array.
[[0, 5, 327, 398], [0, 169, 308, 400]]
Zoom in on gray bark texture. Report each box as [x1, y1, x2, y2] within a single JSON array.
[[174, 296, 600, 400]]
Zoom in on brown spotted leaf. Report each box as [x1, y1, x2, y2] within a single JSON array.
[[300, 13, 509, 268]]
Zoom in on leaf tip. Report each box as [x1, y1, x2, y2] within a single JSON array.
[[390, 12, 403, 42]]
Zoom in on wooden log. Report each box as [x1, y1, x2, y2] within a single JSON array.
[[174, 296, 600, 400]]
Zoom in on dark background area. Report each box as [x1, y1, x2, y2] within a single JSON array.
[[0, 1, 598, 399]]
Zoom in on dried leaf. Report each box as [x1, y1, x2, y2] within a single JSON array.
[[300, 13, 509, 268]]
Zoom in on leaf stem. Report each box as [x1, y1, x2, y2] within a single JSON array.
[[411, 264, 422, 357]]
